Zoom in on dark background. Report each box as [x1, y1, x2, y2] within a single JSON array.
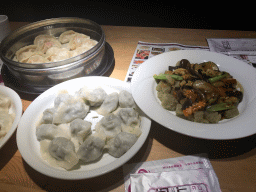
[[1, 1, 254, 31]]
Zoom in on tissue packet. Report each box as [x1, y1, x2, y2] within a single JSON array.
[[130, 168, 221, 192], [123, 154, 221, 192]]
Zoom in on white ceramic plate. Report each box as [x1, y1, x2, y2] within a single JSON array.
[[0, 85, 22, 149], [17, 76, 151, 180], [131, 50, 256, 140]]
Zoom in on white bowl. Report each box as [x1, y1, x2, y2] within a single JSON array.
[[0, 85, 22, 149], [131, 50, 256, 140]]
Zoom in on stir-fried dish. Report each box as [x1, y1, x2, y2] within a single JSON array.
[[154, 59, 243, 123]]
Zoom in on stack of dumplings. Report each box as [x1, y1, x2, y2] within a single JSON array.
[[13, 30, 98, 63], [36, 87, 142, 170]]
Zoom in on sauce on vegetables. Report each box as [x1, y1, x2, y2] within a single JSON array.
[[154, 59, 243, 124]]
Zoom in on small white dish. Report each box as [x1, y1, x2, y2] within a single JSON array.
[[17, 76, 151, 179], [131, 50, 256, 140], [0, 85, 22, 149]]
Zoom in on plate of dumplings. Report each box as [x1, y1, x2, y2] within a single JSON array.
[[17, 76, 151, 179]]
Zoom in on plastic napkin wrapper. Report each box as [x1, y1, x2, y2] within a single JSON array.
[[123, 154, 221, 192]]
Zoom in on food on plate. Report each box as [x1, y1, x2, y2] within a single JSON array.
[[70, 119, 92, 145], [77, 135, 105, 163], [80, 87, 107, 107], [36, 123, 71, 141], [154, 59, 243, 123], [95, 113, 122, 140], [106, 132, 138, 158], [119, 90, 136, 108], [13, 30, 98, 63], [36, 87, 142, 170], [97, 92, 119, 115], [52, 97, 89, 124], [40, 137, 79, 170], [0, 94, 15, 141]]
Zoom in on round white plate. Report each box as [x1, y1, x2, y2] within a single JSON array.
[[16, 76, 151, 180], [131, 50, 256, 140], [0, 85, 22, 149]]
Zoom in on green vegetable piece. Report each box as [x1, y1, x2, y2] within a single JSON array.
[[153, 74, 183, 81], [153, 74, 167, 80], [208, 73, 228, 83], [170, 74, 183, 80], [206, 103, 235, 112]]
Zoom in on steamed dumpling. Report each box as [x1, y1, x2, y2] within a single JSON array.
[[34, 34, 62, 53], [69, 47, 90, 57], [45, 47, 71, 62], [15, 45, 41, 63], [118, 90, 136, 108], [0, 95, 14, 138], [117, 108, 140, 126], [36, 124, 58, 141], [70, 118, 92, 144], [117, 108, 142, 137], [85, 87, 107, 107], [54, 92, 72, 109], [106, 132, 138, 158], [0, 95, 11, 108], [79, 39, 98, 50], [52, 98, 89, 124], [27, 54, 49, 63], [59, 30, 77, 44], [77, 135, 105, 163], [95, 113, 122, 140], [0, 111, 14, 138], [41, 107, 55, 124], [40, 137, 79, 170], [36, 123, 71, 141], [68, 33, 90, 50], [97, 92, 119, 115]]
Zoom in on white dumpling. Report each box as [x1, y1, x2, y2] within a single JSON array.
[[59, 30, 77, 44], [95, 113, 122, 140], [0, 111, 14, 138], [36, 124, 58, 141], [45, 47, 71, 62], [68, 33, 90, 50], [40, 137, 79, 170], [34, 34, 57, 45], [75, 87, 107, 106], [97, 92, 119, 115], [70, 118, 92, 144], [54, 92, 72, 109], [69, 47, 90, 57], [79, 39, 98, 50], [77, 135, 105, 163], [106, 132, 138, 158], [0, 95, 11, 109], [86, 87, 107, 107], [117, 108, 142, 137], [36, 123, 71, 141], [15, 45, 40, 63], [52, 98, 89, 124], [41, 107, 55, 124], [117, 108, 140, 126], [118, 90, 136, 108], [34, 34, 61, 53], [26, 54, 49, 63]]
